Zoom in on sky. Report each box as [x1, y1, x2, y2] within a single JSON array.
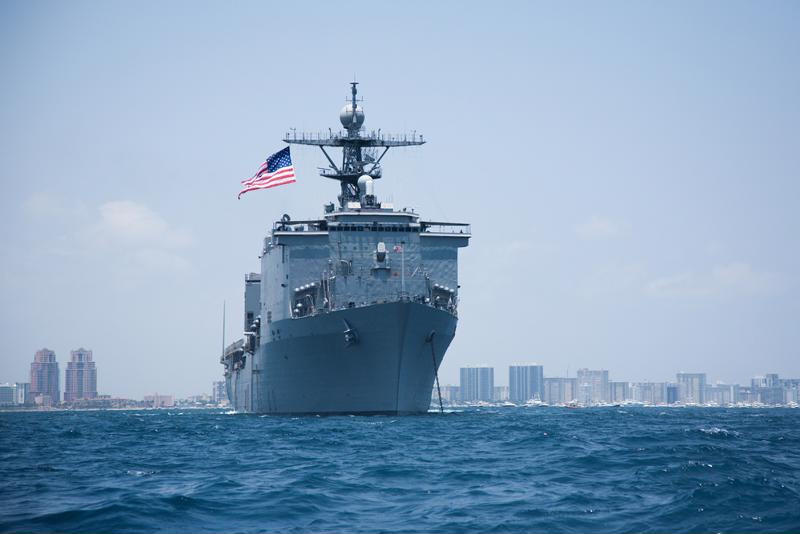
[[1, 1, 798, 398]]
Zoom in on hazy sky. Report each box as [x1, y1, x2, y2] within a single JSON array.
[[1, 1, 798, 398]]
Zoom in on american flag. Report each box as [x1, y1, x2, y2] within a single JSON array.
[[238, 147, 296, 199]]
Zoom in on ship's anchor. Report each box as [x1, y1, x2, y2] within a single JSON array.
[[426, 330, 444, 414], [343, 319, 359, 347]]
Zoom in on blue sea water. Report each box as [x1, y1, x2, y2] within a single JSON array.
[[1, 407, 799, 533]]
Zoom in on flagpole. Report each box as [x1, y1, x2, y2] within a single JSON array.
[[221, 301, 226, 357]]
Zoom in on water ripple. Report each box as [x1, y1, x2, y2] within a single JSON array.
[[1, 407, 799, 532]]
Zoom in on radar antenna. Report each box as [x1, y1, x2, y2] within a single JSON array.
[[284, 82, 424, 207]]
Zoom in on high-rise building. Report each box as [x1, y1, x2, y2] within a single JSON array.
[[730, 384, 742, 404], [544, 377, 577, 405], [0, 383, 16, 405], [751, 374, 779, 388], [736, 385, 757, 404], [212, 381, 228, 404], [666, 383, 679, 404], [785, 385, 799, 405], [610, 381, 629, 403], [630, 382, 668, 405], [676, 373, 706, 404], [509, 364, 544, 403], [750, 374, 783, 404], [64, 348, 98, 402], [493, 386, 509, 401], [30, 348, 60, 404], [779, 379, 800, 405], [459, 367, 494, 401], [15, 382, 30, 405], [651, 383, 668, 405], [706, 383, 734, 406], [576, 368, 610, 404], [757, 387, 784, 405], [439, 385, 460, 402]]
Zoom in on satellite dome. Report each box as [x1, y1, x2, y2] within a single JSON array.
[[357, 174, 374, 196], [340, 104, 365, 129]]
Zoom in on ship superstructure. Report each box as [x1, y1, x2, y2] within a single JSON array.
[[222, 83, 470, 414]]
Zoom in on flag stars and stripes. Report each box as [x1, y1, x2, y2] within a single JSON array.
[[238, 147, 296, 198]]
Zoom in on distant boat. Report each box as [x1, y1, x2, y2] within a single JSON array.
[[524, 399, 548, 408]]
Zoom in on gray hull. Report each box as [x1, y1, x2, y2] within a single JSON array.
[[227, 301, 456, 414]]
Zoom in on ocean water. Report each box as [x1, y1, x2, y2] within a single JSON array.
[[1, 407, 799, 533]]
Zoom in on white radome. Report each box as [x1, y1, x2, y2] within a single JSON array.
[[340, 104, 365, 128]]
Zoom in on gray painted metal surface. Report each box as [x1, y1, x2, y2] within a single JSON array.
[[222, 84, 469, 414], [227, 302, 456, 414]]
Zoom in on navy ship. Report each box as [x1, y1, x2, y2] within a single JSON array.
[[222, 83, 470, 414]]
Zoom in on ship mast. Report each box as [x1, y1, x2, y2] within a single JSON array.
[[284, 82, 425, 208]]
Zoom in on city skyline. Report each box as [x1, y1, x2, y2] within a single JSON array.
[[452, 365, 799, 406], [4, 348, 797, 407], [447, 364, 798, 390], [4, 345, 800, 396]]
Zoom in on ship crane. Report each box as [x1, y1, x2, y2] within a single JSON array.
[[284, 81, 425, 207]]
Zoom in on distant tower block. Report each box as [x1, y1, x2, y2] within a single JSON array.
[[30, 348, 60, 404], [460, 366, 494, 402], [64, 348, 98, 402], [509, 364, 544, 402]]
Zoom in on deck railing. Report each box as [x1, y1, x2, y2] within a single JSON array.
[[284, 129, 424, 144], [421, 223, 471, 235]]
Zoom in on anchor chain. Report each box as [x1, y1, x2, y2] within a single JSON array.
[[427, 331, 444, 414]]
